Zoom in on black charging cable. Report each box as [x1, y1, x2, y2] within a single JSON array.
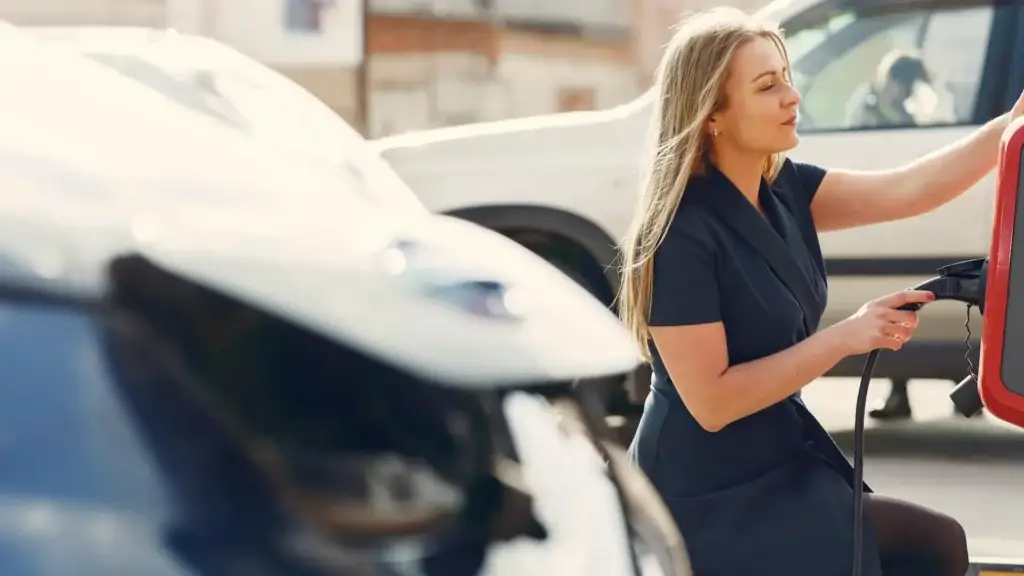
[[851, 297, 931, 576], [851, 307, 917, 576], [850, 348, 879, 576], [850, 259, 987, 576]]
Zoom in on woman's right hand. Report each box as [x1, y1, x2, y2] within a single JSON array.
[[831, 290, 936, 355]]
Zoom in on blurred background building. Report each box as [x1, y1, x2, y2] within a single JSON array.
[[361, 0, 636, 137], [0, 0, 767, 136], [633, 0, 764, 83]]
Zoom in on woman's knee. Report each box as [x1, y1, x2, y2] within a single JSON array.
[[943, 515, 969, 571], [865, 494, 968, 574], [921, 507, 968, 562]]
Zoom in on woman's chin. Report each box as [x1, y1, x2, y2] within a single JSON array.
[[779, 132, 801, 151]]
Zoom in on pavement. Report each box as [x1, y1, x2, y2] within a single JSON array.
[[803, 377, 1024, 460]]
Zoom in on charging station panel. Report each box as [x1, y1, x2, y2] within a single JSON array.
[[979, 118, 1024, 427]]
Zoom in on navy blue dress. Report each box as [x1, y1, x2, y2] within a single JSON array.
[[627, 158, 883, 576]]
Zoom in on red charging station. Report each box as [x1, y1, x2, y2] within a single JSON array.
[[979, 117, 1024, 428]]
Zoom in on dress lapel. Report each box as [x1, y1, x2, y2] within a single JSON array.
[[699, 164, 822, 337], [698, 165, 856, 479]]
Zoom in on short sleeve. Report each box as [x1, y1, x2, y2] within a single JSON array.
[[789, 159, 828, 206], [648, 223, 721, 327]]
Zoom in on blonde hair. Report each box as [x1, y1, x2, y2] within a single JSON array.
[[618, 7, 791, 360]]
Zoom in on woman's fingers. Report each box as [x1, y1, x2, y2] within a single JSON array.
[[869, 320, 914, 351], [876, 290, 935, 310], [882, 308, 919, 328], [885, 322, 914, 343]]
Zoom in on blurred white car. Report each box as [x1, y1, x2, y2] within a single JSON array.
[[4, 23, 688, 576], [26, 25, 422, 217], [26, 24, 645, 416]]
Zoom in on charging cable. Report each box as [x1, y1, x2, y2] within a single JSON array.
[[850, 259, 986, 576]]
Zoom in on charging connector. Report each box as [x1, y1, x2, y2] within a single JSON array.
[[850, 258, 987, 576], [910, 257, 987, 312]]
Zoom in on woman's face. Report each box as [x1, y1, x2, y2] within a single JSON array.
[[710, 36, 801, 156]]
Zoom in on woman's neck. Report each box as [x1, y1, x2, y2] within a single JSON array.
[[709, 149, 765, 208]]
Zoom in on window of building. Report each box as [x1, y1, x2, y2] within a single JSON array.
[[283, 0, 330, 33]]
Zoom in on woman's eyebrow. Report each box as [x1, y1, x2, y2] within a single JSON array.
[[750, 67, 787, 83]]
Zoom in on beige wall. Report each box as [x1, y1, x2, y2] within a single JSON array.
[[277, 65, 361, 127], [186, 0, 364, 67], [368, 50, 636, 137], [0, 0, 166, 25], [633, 0, 769, 85], [366, 16, 638, 138]]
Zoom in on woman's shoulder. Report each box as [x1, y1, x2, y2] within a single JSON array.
[[774, 157, 828, 207], [661, 187, 718, 256], [675, 171, 720, 216], [778, 156, 827, 182]]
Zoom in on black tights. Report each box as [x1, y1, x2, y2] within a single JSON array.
[[866, 494, 969, 576]]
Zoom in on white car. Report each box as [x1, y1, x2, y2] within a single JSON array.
[[25, 24, 651, 416], [25, 24, 424, 218], [371, 0, 1019, 411], [2, 23, 688, 576]]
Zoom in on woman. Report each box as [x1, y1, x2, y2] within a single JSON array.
[[619, 7, 1019, 576]]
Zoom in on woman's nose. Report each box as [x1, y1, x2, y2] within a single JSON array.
[[783, 83, 801, 107]]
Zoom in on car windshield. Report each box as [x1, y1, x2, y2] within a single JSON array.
[[28, 27, 425, 214], [782, 9, 859, 94], [0, 297, 173, 519]]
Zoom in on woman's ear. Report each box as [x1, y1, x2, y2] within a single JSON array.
[[707, 117, 720, 139]]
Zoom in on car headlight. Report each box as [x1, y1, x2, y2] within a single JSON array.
[[550, 399, 691, 576]]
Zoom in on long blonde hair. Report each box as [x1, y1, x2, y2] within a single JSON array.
[[618, 7, 791, 360]]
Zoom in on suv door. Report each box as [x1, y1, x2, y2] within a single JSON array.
[[779, 0, 1017, 357]]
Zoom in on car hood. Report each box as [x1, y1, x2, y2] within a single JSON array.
[[23, 25, 429, 218], [143, 211, 638, 387], [0, 22, 638, 388]]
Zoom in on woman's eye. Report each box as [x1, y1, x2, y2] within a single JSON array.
[[760, 83, 775, 92]]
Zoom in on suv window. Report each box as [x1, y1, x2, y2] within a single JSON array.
[[785, 2, 995, 132]]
